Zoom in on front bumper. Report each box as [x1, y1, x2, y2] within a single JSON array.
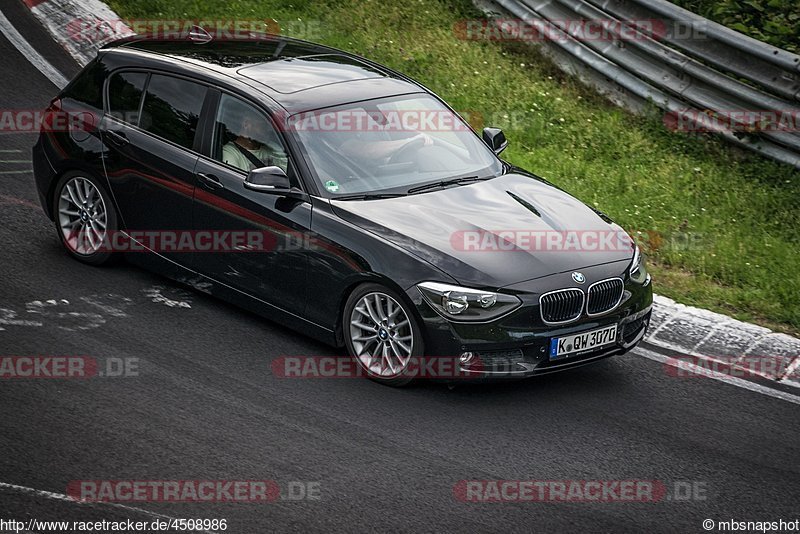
[[407, 265, 653, 381]]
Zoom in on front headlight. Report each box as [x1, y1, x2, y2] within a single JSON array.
[[629, 244, 649, 284], [417, 282, 521, 322]]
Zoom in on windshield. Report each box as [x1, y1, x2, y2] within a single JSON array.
[[289, 94, 503, 196]]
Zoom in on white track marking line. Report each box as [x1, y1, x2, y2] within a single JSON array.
[[634, 346, 800, 405], [0, 8, 68, 88], [780, 357, 800, 385], [0, 481, 219, 534], [0, 170, 32, 175], [689, 320, 727, 352], [644, 307, 681, 342]]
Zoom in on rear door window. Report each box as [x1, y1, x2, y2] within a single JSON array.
[[107, 71, 148, 126], [140, 74, 207, 150]]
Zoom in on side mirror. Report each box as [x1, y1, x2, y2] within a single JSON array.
[[244, 166, 291, 193], [482, 127, 508, 155]]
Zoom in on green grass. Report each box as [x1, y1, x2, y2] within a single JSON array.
[[669, 0, 800, 53], [109, 0, 800, 334]]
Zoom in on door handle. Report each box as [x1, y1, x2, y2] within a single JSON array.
[[197, 172, 224, 190], [104, 130, 129, 147]]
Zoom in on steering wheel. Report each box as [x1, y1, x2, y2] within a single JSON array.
[[387, 135, 426, 165]]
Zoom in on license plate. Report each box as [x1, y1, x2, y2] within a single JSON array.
[[549, 324, 618, 360]]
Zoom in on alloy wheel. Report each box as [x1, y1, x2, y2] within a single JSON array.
[[349, 292, 414, 377], [57, 176, 108, 255]]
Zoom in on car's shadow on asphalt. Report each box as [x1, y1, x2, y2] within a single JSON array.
[[27, 237, 641, 406], [407, 357, 633, 396], [119, 257, 641, 404]]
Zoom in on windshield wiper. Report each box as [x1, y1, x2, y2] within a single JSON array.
[[406, 176, 489, 195], [332, 193, 407, 201]]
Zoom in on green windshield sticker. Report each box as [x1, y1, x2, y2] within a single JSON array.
[[324, 180, 340, 192]]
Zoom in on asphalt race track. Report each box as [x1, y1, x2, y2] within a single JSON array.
[[0, 3, 798, 532]]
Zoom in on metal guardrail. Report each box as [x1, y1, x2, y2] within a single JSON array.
[[477, 0, 800, 168]]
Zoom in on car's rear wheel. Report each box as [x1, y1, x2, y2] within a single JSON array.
[[54, 171, 118, 265], [343, 283, 424, 387]]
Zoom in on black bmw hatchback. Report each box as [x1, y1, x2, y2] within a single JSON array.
[[32, 34, 652, 386]]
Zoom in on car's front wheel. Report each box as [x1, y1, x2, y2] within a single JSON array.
[[53, 171, 118, 265], [343, 283, 424, 387]]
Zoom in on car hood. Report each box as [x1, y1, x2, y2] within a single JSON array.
[[329, 172, 634, 288]]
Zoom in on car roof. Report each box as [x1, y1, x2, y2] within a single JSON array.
[[103, 36, 426, 114]]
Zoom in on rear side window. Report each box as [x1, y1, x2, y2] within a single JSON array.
[[107, 71, 148, 126], [62, 58, 107, 111], [140, 74, 206, 150]]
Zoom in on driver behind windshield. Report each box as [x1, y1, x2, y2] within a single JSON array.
[[291, 95, 501, 195], [338, 130, 434, 162]]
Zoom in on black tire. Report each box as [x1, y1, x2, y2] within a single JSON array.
[[343, 282, 425, 387], [52, 171, 119, 266]]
